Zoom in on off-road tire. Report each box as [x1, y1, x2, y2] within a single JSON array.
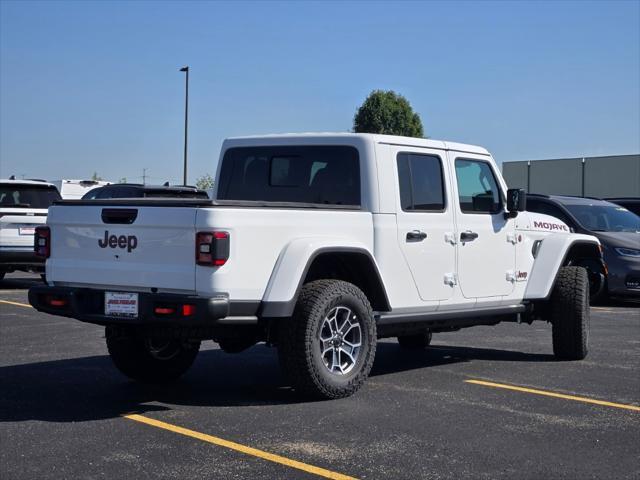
[[278, 280, 377, 399], [106, 326, 200, 382], [397, 332, 432, 349], [551, 266, 590, 360]]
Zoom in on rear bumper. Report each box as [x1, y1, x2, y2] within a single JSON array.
[[28, 285, 260, 326], [0, 248, 44, 271]]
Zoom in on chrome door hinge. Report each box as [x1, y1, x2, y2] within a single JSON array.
[[445, 232, 457, 245], [506, 270, 516, 283], [444, 273, 458, 286], [507, 233, 518, 245]]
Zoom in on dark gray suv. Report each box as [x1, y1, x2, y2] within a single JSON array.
[[527, 194, 640, 300]]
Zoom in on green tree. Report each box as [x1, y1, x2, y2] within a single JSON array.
[[195, 173, 214, 190], [353, 90, 424, 138], [91, 171, 103, 181], [118, 177, 127, 184]]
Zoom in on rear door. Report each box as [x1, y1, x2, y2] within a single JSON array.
[[393, 147, 457, 301], [47, 205, 198, 293], [451, 154, 516, 298]]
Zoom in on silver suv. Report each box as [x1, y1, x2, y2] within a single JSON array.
[[0, 179, 61, 280]]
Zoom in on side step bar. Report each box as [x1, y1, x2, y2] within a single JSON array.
[[376, 305, 527, 336]]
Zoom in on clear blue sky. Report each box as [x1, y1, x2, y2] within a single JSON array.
[[1, 0, 639, 184]]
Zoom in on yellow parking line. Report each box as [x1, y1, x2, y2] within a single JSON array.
[[0, 300, 32, 308], [466, 379, 640, 412], [123, 414, 357, 480]]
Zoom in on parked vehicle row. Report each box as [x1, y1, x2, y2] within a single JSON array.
[[81, 183, 209, 200], [0, 178, 209, 279], [0, 179, 61, 280], [52, 179, 112, 199]]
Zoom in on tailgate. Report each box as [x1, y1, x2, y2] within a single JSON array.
[[47, 204, 198, 293]]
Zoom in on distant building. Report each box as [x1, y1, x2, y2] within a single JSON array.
[[502, 154, 640, 198]]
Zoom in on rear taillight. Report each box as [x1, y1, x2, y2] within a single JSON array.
[[196, 231, 229, 266], [35, 226, 51, 258], [43, 295, 68, 308]]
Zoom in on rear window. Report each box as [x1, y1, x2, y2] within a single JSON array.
[[217, 146, 360, 206], [0, 185, 61, 209]]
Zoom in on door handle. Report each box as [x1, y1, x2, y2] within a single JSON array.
[[406, 230, 427, 242], [460, 230, 479, 242]]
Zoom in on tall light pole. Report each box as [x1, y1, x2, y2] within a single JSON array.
[[179, 66, 189, 185]]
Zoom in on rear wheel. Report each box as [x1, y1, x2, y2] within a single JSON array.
[[397, 332, 432, 349], [278, 280, 376, 399], [106, 327, 200, 382], [551, 266, 590, 360]]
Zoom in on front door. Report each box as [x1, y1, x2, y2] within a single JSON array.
[[452, 155, 516, 298], [394, 147, 457, 301]]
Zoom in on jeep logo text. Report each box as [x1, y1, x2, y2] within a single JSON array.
[[98, 230, 138, 252]]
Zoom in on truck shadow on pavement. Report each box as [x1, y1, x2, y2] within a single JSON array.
[[0, 276, 43, 291], [0, 343, 554, 424]]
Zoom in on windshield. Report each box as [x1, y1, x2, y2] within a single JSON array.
[[0, 185, 61, 209], [565, 204, 640, 232]]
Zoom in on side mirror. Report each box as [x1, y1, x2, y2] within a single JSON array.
[[506, 188, 527, 216]]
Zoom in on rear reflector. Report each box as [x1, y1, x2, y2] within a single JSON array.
[[35, 226, 51, 258], [154, 307, 175, 315], [154, 305, 196, 317], [196, 231, 230, 266], [44, 295, 67, 307]]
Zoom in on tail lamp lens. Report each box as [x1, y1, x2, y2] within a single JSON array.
[[44, 295, 67, 307], [35, 226, 51, 258], [196, 231, 229, 266], [154, 307, 175, 315]]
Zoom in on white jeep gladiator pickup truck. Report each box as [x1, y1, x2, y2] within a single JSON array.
[[29, 133, 603, 399]]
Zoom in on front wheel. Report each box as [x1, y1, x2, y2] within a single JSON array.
[[551, 266, 590, 360], [278, 280, 377, 399], [106, 327, 200, 382]]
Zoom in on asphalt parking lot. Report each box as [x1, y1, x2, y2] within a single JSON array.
[[1, 273, 638, 479]]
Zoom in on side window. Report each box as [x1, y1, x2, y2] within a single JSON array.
[[95, 188, 112, 199], [455, 159, 502, 214], [397, 153, 446, 212]]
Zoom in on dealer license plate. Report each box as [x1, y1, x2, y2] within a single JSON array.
[[105, 292, 138, 318]]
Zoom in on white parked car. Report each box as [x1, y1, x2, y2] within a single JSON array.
[[0, 179, 61, 280], [30, 133, 602, 398], [51, 179, 111, 199]]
